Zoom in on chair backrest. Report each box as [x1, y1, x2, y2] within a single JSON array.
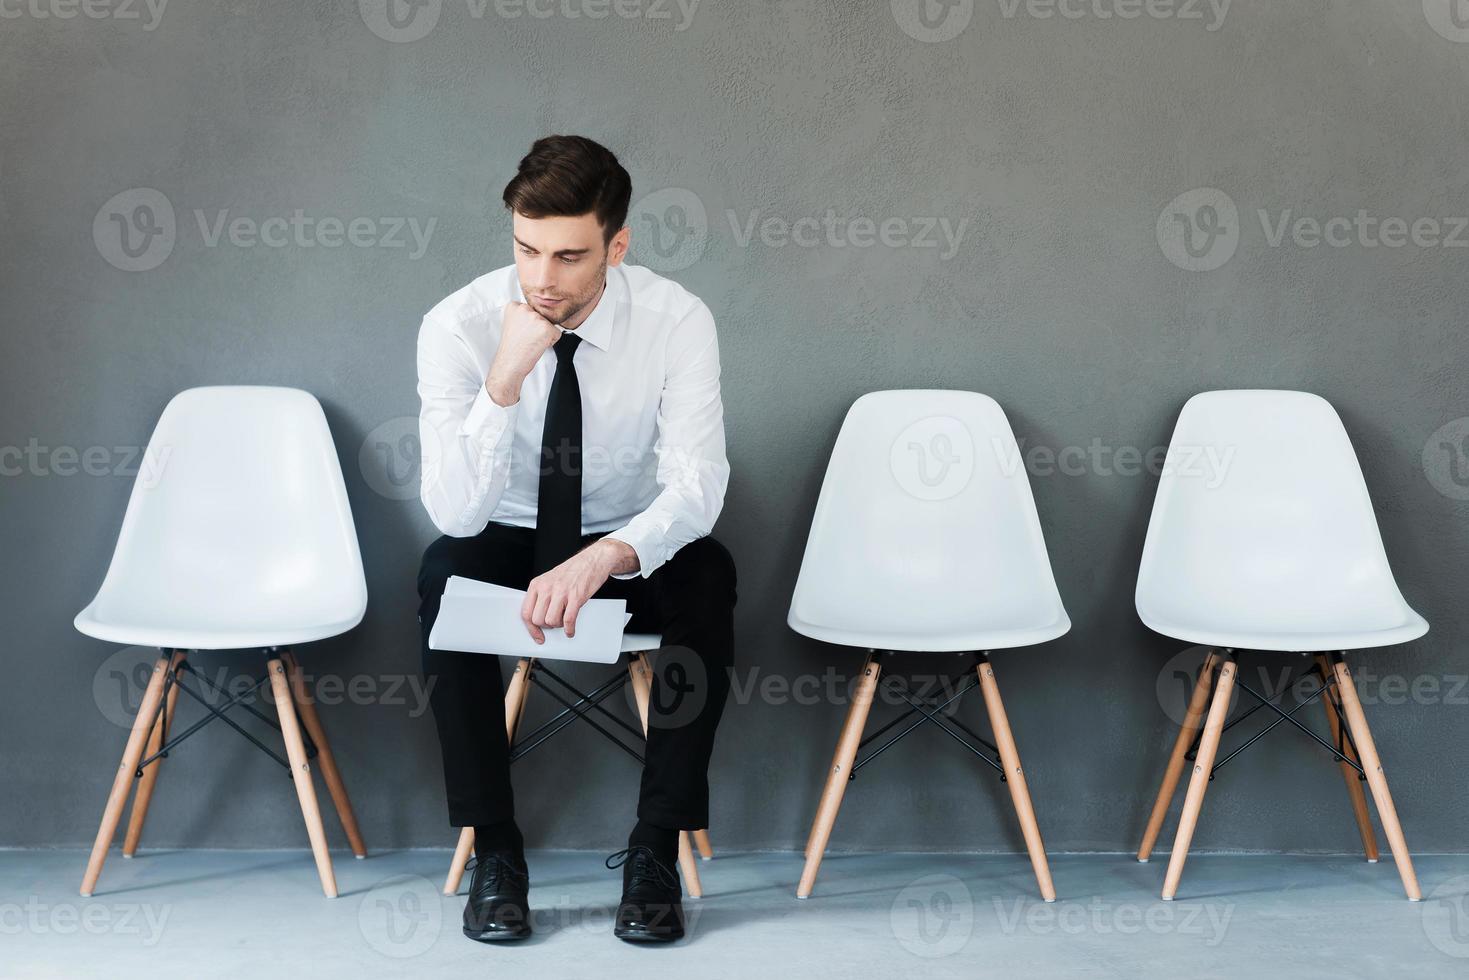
[[788, 389, 1067, 644], [1135, 389, 1415, 634], [82, 386, 367, 637]]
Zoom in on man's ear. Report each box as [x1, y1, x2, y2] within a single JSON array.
[[607, 225, 630, 267]]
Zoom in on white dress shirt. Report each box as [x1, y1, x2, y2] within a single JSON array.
[[416, 262, 729, 580]]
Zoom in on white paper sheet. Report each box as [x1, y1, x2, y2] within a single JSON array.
[[427, 575, 632, 664]]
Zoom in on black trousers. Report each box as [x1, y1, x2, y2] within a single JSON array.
[[418, 520, 737, 831]]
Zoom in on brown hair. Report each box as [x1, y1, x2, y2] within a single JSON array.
[[502, 135, 632, 244]]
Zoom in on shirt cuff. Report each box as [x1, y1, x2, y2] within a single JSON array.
[[459, 383, 518, 443], [604, 524, 663, 580]]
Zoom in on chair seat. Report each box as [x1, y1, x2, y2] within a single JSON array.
[[73, 604, 365, 651], [787, 612, 1070, 653], [1136, 605, 1428, 653], [620, 632, 663, 653], [1135, 390, 1428, 655], [74, 386, 369, 654], [786, 390, 1071, 657], [487, 631, 664, 662]]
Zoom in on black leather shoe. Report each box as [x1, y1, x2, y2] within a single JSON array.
[[462, 852, 531, 942], [607, 845, 685, 943]]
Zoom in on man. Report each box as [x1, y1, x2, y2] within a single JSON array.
[[415, 134, 736, 945]]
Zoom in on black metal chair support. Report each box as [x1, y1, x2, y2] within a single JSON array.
[[505, 656, 652, 766], [132, 649, 319, 778], [1184, 650, 1368, 782], [848, 651, 1008, 782]]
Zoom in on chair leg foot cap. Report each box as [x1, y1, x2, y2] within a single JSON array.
[[1367, 858, 1378, 864], [1137, 858, 1149, 864], [1161, 895, 1173, 902]]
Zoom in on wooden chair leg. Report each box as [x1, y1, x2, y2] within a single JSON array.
[[445, 827, 476, 897], [692, 828, 713, 860], [796, 653, 882, 899], [443, 657, 536, 896], [1137, 650, 1218, 862], [1161, 656, 1236, 901], [1313, 654, 1379, 863], [267, 656, 337, 898], [801, 658, 877, 866], [628, 652, 653, 731], [81, 650, 182, 896], [1331, 655, 1421, 901], [122, 653, 184, 858], [677, 832, 702, 897], [505, 657, 535, 739], [283, 650, 366, 860], [976, 656, 1056, 903], [628, 653, 703, 898]]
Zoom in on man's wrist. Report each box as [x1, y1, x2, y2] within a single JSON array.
[[485, 373, 520, 408], [593, 537, 640, 577]]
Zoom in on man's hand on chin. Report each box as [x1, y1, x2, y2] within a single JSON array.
[[520, 537, 640, 642]]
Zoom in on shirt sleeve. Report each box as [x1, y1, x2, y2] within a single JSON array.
[[604, 300, 730, 579], [417, 311, 519, 537]]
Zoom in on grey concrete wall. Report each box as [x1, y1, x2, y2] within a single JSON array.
[[2, 1, 1467, 856]]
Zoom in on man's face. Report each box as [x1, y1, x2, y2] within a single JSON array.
[[511, 211, 628, 328]]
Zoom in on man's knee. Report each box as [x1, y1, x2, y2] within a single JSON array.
[[664, 536, 738, 609], [418, 529, 532, 602], [417, 535, 469, 602]]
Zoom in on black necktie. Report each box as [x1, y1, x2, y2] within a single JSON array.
[[532, 331, 584, 575]]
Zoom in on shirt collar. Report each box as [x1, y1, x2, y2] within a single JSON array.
[[514, 265, 623, 353]]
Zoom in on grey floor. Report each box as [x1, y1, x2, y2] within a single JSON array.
[[3, 848, 1468, 978]]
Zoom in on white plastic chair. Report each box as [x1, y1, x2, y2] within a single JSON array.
[[75, 386, 368, 898], [1134, 389, 1427, 902], [788, 389, 1068, 900], [438, 632, 714, 899]]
